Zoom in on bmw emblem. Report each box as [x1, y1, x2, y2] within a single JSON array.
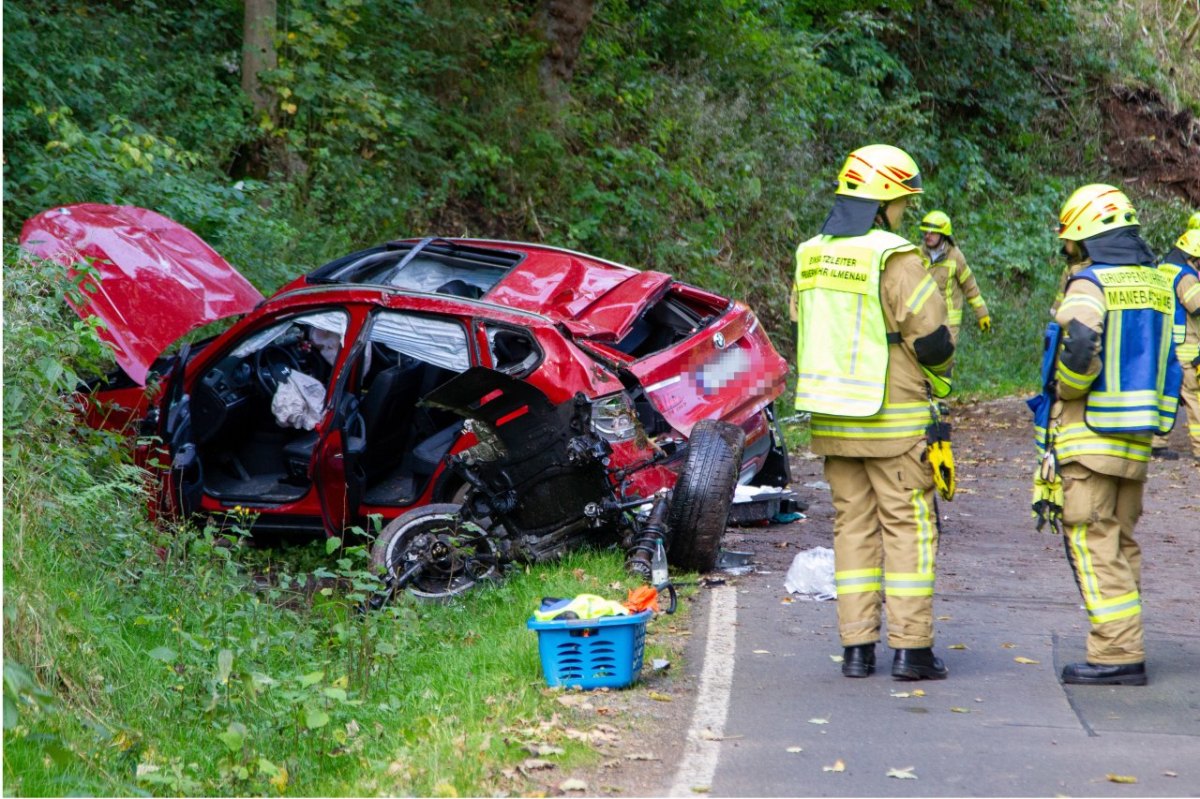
[[713, 332, 726, 350]]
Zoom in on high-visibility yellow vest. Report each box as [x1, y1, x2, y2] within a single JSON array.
[[793, 229, 916, 417]]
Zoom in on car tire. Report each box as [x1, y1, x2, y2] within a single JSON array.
[[667, 419, 745, 572], [370, 503, 499, 601]]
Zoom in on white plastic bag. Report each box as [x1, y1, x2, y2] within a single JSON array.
[[783, 546, 836, 601]]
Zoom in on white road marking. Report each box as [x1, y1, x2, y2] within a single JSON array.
[[668, 585, 737, 796]]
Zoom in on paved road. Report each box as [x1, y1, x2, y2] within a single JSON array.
[[663, 398, 1200, 797]]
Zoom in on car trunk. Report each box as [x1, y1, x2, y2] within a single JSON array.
[[579, 285, 788, 436]]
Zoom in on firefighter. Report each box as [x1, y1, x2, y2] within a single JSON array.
[[919, 210, 991, 345], [1153, 230, 1200, 459], [1045, 184, 1181, 686], [791, 144, 955, 681]]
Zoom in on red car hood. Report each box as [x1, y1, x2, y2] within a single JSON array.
[[20, 204, 264, 385]]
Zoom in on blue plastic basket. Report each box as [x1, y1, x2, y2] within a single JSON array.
[[527, 610, 651, 690]]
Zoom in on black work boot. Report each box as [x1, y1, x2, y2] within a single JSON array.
[[891, 647, 949, 680], [1061, 662, 1147, 686], [1151, 447, 1179, 460], [842, 644, 876, 678]]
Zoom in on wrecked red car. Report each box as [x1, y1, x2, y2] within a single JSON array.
[[21, 204, 790, 588]]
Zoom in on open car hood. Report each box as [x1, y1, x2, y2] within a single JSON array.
[[20, 204, 264, 385]]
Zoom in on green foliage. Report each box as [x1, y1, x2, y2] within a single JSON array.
[[3, 1, 1197, 790]]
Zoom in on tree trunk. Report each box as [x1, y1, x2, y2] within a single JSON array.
[[242, 0, 277, 116], [537, 0, 595, 103]]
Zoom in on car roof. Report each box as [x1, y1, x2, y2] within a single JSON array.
[[299, 237, 671, 334], [265, 281, 555, 328]]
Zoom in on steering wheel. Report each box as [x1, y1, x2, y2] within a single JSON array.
[[254, 344, 301, 396]]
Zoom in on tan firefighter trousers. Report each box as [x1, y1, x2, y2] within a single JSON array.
[[825, 441, 938, 649], [1060, 462, 1146, 664]]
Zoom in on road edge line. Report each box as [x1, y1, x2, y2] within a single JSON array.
[[668, 584, 737, 796]]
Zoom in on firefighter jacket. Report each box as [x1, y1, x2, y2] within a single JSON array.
[[1158, 258, 1200, 366], [922, 241, 988, 327], [794, 230, 952, 459], [1052, 262, 1182, 479], [1050, 260, 1088, 317]]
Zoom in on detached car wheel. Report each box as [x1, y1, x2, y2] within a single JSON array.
[[370, 504, 500, 600], [668, 419, 745, 572]]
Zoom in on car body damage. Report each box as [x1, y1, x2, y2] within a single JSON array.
[[20, 204, 264, 386], [22, 204, 791, 550]]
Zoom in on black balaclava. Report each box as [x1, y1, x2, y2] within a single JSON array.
[[1080, 227, 1157, 268], [820, 195, 883, 237]]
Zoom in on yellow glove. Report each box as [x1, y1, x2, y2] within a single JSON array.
[[1030, 452, 1063, 534], [925, 420, 955, 501], [978, 315, 992, 333], [928, 439, 956, 501]]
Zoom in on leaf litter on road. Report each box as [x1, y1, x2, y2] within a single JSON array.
[[823, 759, 846, 773], [1106, 774, 1138, 784], [887, 766, 918, 780], [1014, 657, 1040, 665]]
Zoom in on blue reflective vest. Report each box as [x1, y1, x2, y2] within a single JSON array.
[[1159, 259, 1200, 364], [1070, 263, 1181, 434]]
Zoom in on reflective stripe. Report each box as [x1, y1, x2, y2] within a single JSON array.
[[1085, 389, 1179, 430], [967, 295, 986, 309], [1055, 422, 1152, 462], [1068, 523, 1101, 604], [836, 568, 882, 594], [947, 308, 963, 326], [885, 571, 934, 597], [1184, 283, 1200, 304], [906, 275, 937, 313], [812, 402, 931, 440], [1059, 293, 1107, 317], [910, 488, 935, 575], [795, 370, 887, 417], [1086, 590, 1142, 624], [1057, 362, 1094, 392], [1105, 309, 1121, 390]]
